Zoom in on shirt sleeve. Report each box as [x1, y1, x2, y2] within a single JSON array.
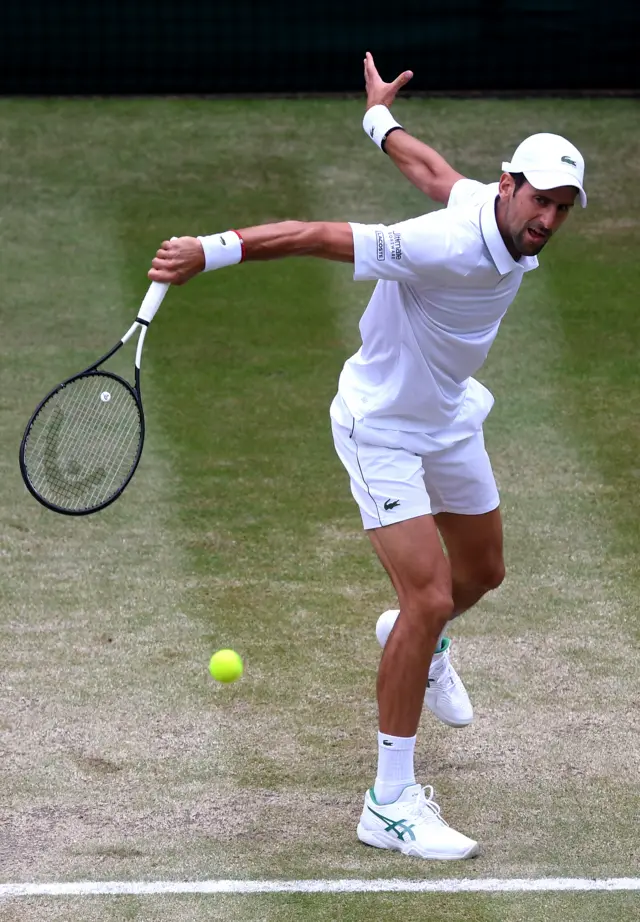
[[349, 212, 458, 284], [447, 178, 491, 210]]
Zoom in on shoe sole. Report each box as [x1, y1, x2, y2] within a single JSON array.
[[427, 711, 474, 728], [425, 697, 473, 728], [357, 824, 479, 860]]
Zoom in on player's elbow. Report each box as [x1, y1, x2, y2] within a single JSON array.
[[288, 221, 326, 255], [280, 220, 353, 262], [303, 221, 335, 252]]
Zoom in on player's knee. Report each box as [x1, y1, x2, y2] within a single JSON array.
[[484, 557, 505, 591], [404, 587, 454, 633], [458, 556, 505, 595], [481, 557, 505, 592]]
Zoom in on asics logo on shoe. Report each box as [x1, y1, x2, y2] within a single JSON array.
[[384, 499, 400, 511], [366, 806, 416, 841]]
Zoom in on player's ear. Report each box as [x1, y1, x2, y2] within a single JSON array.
[[498, 172, 515, 200]]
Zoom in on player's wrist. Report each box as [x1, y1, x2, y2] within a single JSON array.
[[363, 105, 404, 154], [197, 230, 245, 271]]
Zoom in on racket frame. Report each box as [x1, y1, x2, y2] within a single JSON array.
[[19, 339, 144, 516], [19, 279, 169, 515]]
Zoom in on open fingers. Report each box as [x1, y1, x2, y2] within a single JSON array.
[[364, 50, 379, 81], [392, 69, 414, 90]]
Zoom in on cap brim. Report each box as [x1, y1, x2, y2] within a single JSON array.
[[522, 168, 587, 208]]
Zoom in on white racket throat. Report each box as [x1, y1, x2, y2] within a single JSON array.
[[120, 280, 170, 367]]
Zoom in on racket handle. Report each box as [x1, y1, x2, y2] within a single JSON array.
[[137, 237, 176, 324], [137, 281, 169, 325]]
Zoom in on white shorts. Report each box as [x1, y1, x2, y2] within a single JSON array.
[[331, 404, 500, 530]]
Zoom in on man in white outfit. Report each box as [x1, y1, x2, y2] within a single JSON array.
[[148, 52, 586, 860]]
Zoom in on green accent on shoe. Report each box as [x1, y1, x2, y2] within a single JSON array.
[[366, 805, 417, 841], [434, 637, 451, 655], [369, 787, 380, 805]]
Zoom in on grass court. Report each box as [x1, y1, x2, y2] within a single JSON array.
[[1, 97, 639, 921]]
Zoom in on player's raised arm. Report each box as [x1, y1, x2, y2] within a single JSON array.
[[148, 221, 354, 285], [363, 51, 464, 205]]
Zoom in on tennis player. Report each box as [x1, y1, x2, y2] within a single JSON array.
[[148, 54, 586, 860]]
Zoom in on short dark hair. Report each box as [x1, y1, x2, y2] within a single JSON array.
[[510, 172, 527, 192]]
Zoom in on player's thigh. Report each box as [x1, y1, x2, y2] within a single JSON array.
[[368, 516, 453, 625], [434, 507, 505, 589]]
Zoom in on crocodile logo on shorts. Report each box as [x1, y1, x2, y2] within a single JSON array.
[[384, 499, 400, 511]]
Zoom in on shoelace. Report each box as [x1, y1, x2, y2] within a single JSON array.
[[406, 786, 449, 827], [428, 660, 457, 689]]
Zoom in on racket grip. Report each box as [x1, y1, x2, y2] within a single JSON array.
[[137, 281, 169, 325]]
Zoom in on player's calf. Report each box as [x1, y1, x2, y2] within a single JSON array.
[[376, 608, 473, 728]]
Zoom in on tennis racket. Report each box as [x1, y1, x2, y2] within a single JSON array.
[[19, 279, 170, 516]]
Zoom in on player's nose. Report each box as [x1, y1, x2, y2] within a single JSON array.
[[538, 212, 554, 231]]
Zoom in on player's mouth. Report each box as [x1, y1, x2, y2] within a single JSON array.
[[526, 227, 548, 244]]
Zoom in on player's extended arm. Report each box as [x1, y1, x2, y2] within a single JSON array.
[[363, 51, 464, 205], [147, 222, 354, 286], [382, 131, 464, 206]]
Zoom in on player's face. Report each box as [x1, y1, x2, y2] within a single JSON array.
[[499, 176, 577, 257]]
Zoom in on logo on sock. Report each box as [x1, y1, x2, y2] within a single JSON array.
[[382, 739, 393, 747]]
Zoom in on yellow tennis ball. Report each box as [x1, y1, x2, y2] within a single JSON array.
[[209, 649, 243, 683]]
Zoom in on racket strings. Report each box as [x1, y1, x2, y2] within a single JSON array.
[[24, 374, 142, 512], [29, 381, 120, 485], [30, 383, 123, 483]]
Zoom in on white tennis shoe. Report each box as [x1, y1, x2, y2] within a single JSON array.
[[357, 783, 479, 860], [376, 609, 473, 728], [426, 637, 473, 727]]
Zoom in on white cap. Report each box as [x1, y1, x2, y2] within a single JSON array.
[[502, 132, 587, 208]]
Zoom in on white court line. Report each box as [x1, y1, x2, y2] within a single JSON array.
[[1, 878, 639, 897]]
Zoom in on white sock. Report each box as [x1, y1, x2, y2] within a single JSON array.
[[373, 732, 416, 805]]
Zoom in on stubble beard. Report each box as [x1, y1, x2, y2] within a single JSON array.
[[513, 226, 550, 257]]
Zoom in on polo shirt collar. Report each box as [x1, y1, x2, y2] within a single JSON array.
[[480, 197, 538, 275]]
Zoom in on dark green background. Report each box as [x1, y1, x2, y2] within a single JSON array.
[[2, 1, 638, 95]]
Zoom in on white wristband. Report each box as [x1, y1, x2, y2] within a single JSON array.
[[197, 230, 244, 272], [363, 105, 403, 151]]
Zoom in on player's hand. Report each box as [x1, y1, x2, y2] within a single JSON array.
[[364, 51, 413, 111], [148, 236, 205, 285]]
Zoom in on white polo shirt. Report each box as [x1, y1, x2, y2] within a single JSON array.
[[333, 179, 538, 442]]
